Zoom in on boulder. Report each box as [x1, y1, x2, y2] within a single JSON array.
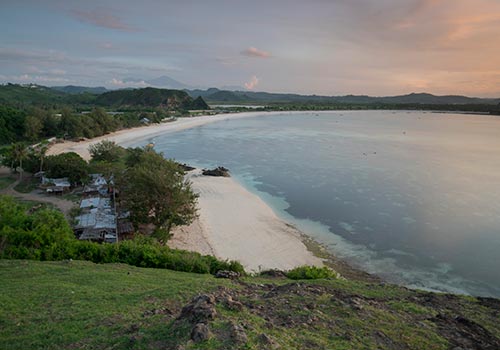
[[179, 294, 217, 323], [229, 321, 248, 344], [191, 323, 211, 342], [202, 167, 230, 177]]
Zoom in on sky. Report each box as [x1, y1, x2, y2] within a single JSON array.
[[1, 0, 499, 97]]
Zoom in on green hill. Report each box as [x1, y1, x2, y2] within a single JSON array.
[[188, 88, 500, 106], [1, 259, 499, 350], [95, 87, 208, 110], [0, 84, 208, 110], [0, 83, 97, 108], [50, 85, 109, 94]]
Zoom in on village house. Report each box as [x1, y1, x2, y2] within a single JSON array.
[[40, 176, 71, 195], [74, 174, 118, 243], [73, 174, 134, 243]]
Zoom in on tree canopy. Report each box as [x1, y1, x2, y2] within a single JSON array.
[[117, 149, 198, 234], [88, 140, 124, 163], [44, 152, 88, 184]]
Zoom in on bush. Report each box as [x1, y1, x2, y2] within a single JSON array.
[[44, 152, 88, 184], [0, 195, 244, 275], [286, 266, 337, 280]]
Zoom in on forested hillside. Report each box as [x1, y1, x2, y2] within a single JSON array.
[[0, 85, 209, 145]]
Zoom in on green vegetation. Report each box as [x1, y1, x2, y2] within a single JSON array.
[[88, 139, 126, 162], [0, 176, 15, 190], [286, 265, 338, 280], [44, 152, 89, 184], [117, 147, 198, 234], [0, 195, 243, 275], [12, 176, 38, 193], [0, 84, 210, 145], [1, 259, 499, 349], [85, 141, 198, 236], [95, 87, 206, 110]]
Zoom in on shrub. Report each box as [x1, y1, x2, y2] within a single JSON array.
[[0, 195, 244, 275], [286, 265, 337, 280]]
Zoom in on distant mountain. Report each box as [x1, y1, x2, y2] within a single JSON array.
[[147, 76, 192, 89], [95, 87, 208, 110], [51, 85, 109, 94], [123, 75, 193, 90], [187, 88, 500, 106], [219, 85, 246, 91]]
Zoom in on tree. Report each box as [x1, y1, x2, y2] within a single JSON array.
[[44, 152, 88, 184], [118, 150, 198, 234], [89, 140, 124, 163], [23, 115, 43, 141], [23, 141, 50, 174], [9, 143, 28, 180]]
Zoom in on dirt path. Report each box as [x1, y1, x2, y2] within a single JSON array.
[[0, 176, 76, 217]]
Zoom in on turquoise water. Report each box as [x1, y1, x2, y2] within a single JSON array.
[[127, 111, 500, 297]]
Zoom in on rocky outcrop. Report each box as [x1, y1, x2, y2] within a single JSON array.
[[202, 167, 230, 177], [178, 294, 217, 343], [179, 294, 217, 323]]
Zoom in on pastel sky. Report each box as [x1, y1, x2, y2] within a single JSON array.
[[1, 0, 499, 97]]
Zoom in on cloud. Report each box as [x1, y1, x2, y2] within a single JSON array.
[[71, 8, 138, 32], [244, 75, 259, 90], [99, 42, 115, 49], [0, 74, 70, 84], [49, 69, 66, 75], [241, 47, 270, 58], [216, 56, 238, 66]]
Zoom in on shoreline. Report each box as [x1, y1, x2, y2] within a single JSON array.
[[47, 111, 330, 273], [47, 111, 290, 160]]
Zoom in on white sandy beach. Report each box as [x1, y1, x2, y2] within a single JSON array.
[[48, 112, 323, 272]]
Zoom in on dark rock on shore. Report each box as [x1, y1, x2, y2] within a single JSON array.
[[202, 166, 230, 177], [177, 163, 196, 172]]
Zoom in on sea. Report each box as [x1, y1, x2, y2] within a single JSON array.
[[127, 110, 500, 297]]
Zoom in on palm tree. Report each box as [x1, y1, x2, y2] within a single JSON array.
[[34, 141, 49, 173], [11, 143, 28, 181]]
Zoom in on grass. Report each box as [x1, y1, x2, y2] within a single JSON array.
[[0, 176, 15, 190], [13, 176, 39, 193], [0, 260, 233, 350], [1, 260, 499, 349], [62, 188, 83, 203]]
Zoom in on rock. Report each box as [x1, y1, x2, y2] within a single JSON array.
[[349, 297, 364, 311], [191, 323, 211, 342], [202, 166, 230, 177], [230, 321, 248, 344], [258, 333, 280, 349], [215, 270, 240, 279], [179, 294, 217, 323], [178, 163, 195, 172], [259, 269, 286, 278], [218, 294, 244, 311]]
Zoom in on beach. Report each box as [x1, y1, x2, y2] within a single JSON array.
[[48, 112, 323, 272]]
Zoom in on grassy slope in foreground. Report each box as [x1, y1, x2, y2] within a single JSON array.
[[1, 260, 500, 349]]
